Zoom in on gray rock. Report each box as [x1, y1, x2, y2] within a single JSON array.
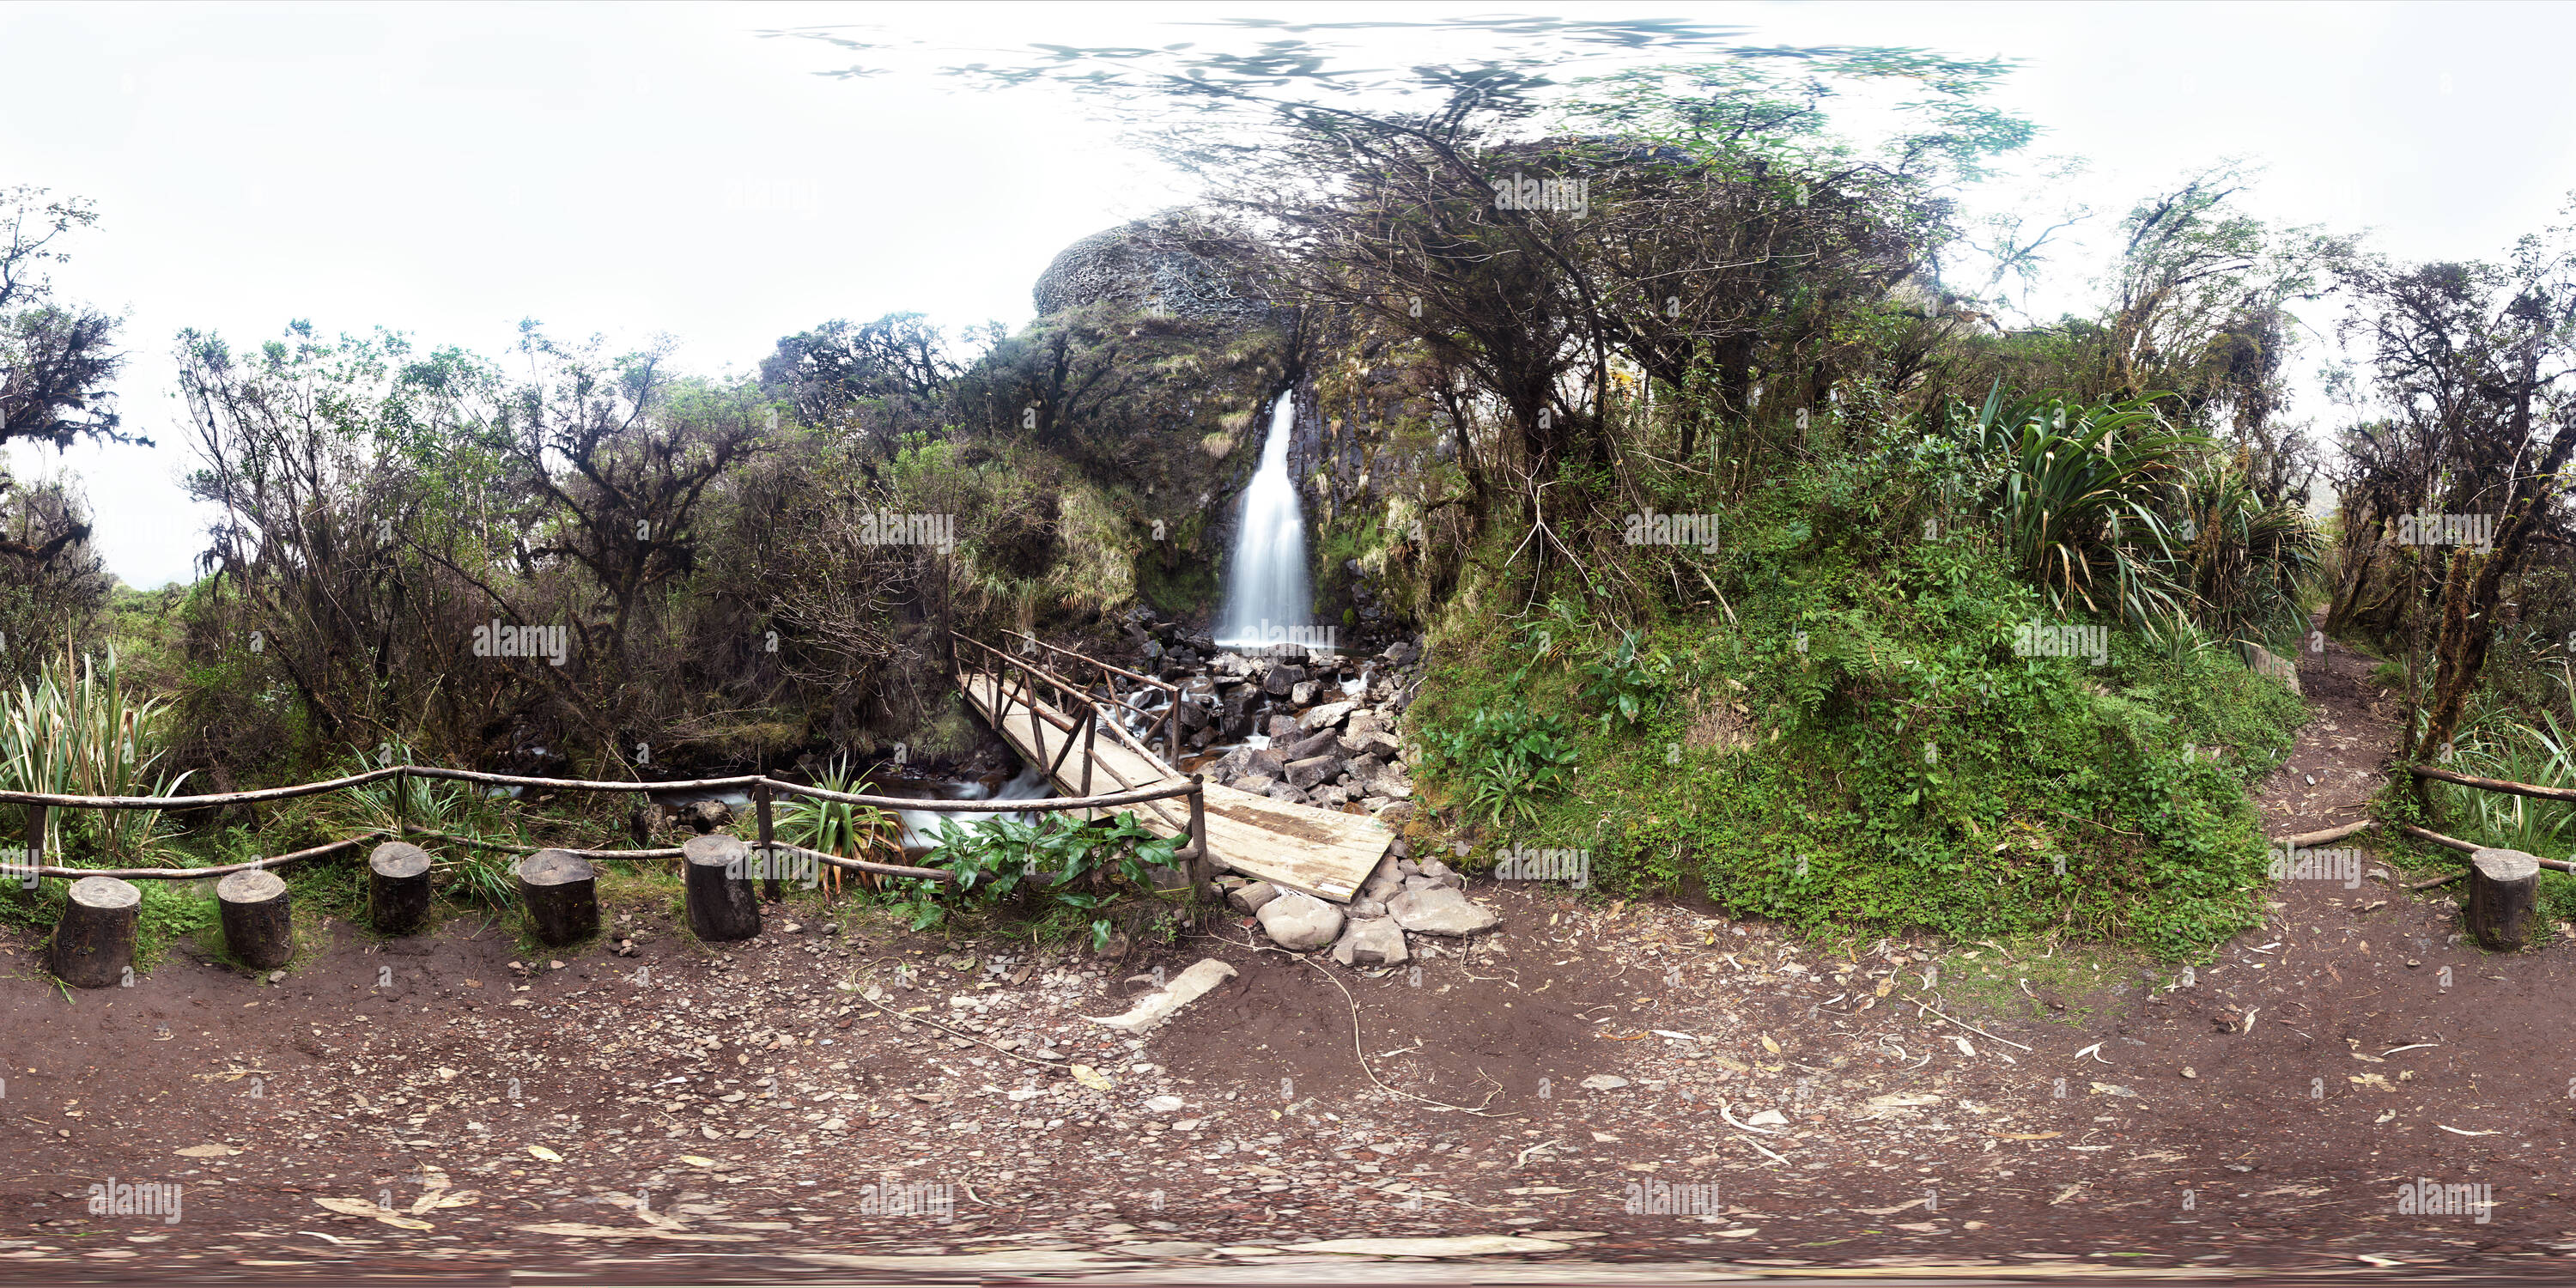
[[1234, 775, 1276, 795], [1335, 916, 1408, 966], [1266, 714, 1301, 741], [1299, 701, 1359, 732], [1347, 897, 1388, 919], [1256, 890, 1346, 951], [1381, 641, 1419, 665], [1266, 781, 1307, 804], [1225, 881, 1281, 915], [1277, 729, 1340, 762], [1396, 859, 1421, 877], [1263, 665, 1306, 696], [1285, 754, 1341, 790], [1341, 729, 1404, 759], [1370, 800, 1417, 823], [1419, 858, 1454, 881], [1290, 680, 1320, 707], [1388, 886, 1500, 937], [1245, 748, 1288, 779]]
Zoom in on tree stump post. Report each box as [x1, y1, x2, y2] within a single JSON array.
[[683, 834, 761, 943], [369, 841, 433, 935], [2468, 847, 2541, 951], [517, 848, 598, 946], [50, 875, 139, 989], [217, 868, 295, 969]]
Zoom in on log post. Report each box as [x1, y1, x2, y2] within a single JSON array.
[[1184, 774, 1212, 903], [2468, 847, 2541, 951], [516, 848, 599, 946], [216, 868, 294, 969], [754, 782, 780, 902], [683, 834, 761, 943], [392, 768, 409, 841], [369, 841, 434, 935], [49, 875, 139, 989]]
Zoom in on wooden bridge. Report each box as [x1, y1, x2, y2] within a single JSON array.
[[953, 631, 1391, 902]]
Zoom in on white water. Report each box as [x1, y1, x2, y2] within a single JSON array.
[[896, 762, 1052, 854], [1215, 393, 1313, 649]]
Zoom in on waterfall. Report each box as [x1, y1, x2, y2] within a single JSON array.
[[1215, 392, 1312, 649]]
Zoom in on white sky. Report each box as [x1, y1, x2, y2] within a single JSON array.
[[3, 1, 2571, 588]]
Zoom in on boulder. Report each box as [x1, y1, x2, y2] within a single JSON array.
[[1341, 728, 1404, 759], [1370, 800, 1417, 823], [1298, 701, 1359, 732], [1347, 897, 1388, 920], [1256, 891, 1345, 951], [1234, 774, 1276, 795], [1278, 729, 1341, 762], [1389, 885, 1500, 937], [1266, 714, 1302, 741], [1263, 665, 1307, 696], [1226, 880, 1281, 914], [1245, 748, 1289, 779], [1285, 754, 1342, 790], [1290, 680, 1320, 707], [1342, 708, 1386, 742], [1266, 781, 1307, 804], [1381, 641, 1419, 665], [1334, 916, 1408, 967]]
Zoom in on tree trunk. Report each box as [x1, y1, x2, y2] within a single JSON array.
[[369, 841, 434, 935], [2467, 848, 2540, 951], [683, 834, 762, 943], [216, 868, 294, 969], [50, 876, 139, 989], [517, 848, 599, 947]]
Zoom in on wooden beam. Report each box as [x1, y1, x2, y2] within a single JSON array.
[[2408, 763, 2576, 804]]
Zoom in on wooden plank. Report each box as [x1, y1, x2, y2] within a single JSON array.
[[958, 671, 1387, 901]]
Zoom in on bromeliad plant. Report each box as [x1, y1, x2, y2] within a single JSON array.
[[1952, 384, 2205, 632], [0, 643, 189, 864], [776, 757, 899, 898], [908, 810, 1185, 950]]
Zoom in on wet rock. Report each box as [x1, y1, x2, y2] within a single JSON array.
[[1285, 754, 1341, 790], [1388, 886, 1499, 937], [1256, 891, 1345, 951], [1263, 665, 1307, 696]]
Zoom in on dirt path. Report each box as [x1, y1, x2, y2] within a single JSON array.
[[3, 633, 2575, 1281]]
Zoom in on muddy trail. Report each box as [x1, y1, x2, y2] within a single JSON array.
[[3, 628, 2574, 1284]]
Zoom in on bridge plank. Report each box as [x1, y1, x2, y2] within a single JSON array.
[[958, 671, 1386, 902]]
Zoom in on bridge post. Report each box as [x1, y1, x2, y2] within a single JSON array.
[[1185, 774, 1212, 902], [755, 781, 781, 902]]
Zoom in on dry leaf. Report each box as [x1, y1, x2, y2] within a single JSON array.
[[1070, 1064, 1115, 1091], [527, 1145, 564, 1162], [174, 1144, 240, 1157], [677, 1155, 720, 1167], [1990, 1131, 2062, 1140]]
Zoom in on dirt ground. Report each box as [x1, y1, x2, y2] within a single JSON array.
[[4, 624, 2576, 1284]]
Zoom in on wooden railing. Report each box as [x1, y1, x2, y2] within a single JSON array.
[[0, 762, 1209, 886], [958, 629, 1185, 769]]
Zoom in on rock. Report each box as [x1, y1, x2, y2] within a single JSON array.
[[1263, 665, 1307, 696], [1419, 858, 1454, 881], [1245, 748, 1289, 778], [1342, 708, 1385, 742], [1277, 729, 1341, 762], [1342, 729, 1404, 760], [1290, 680, 1319, 707], [1388, 886, 1499, 937], [1579, 1074, 1631, 1091], [1347, 897, 1388, 919], [1397, 859, 1421, 877], [1744, 1109, 1789, 1126], [1335, 917, 1408, 966], [1082, 959, 1240, 1034], [2245, 641, 2301, 696], [1402, 874, 1438, 892], [1285, 754, 1341, 790], [1346, 754, 1388, 786], [1256, 891, 1345, 951], [683, 800, 732, 834], [1235, 775, 1277, 795], [1299, 702, 1359, 732], [1226, 881, 1281, 915], [1379, 641, 1419, 666], [1266, 781, 1306, 804], [1266, 714, 1301, 740], [1371, 800, 1415, 823], [1143, 1095, 1187, 1115]]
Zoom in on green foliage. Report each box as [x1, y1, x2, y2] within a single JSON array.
[[1422, 696, 1581, 829], [0, 643, 188, 864], [1579, 627, 1674, 733], [777, 758, 897, 861], [902, 811, 1184, 948]]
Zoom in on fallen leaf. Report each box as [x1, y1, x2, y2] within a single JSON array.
[[1989, 1131, 2062, 1140], [526, 1145, 564, 1162], [1070, 1065, 1115, 1091], [677, 1155, 720, 1167], [1759, 1035, 1782, 1054], [175, 1145, 240, 1158]]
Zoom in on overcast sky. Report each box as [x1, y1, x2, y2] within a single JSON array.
[[3, 1, 2572, 589]]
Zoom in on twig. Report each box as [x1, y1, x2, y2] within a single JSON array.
[[1291, 953, 1514, 1117], [1909, 999, 2034, 1052], [1737, 1134, 1792, 1166], [1515, 1139, 1560, 1167], [2409, 871, 2465, 891], [871, 1009, 1064, 1068], [1717, 1098, 1783, 1137]]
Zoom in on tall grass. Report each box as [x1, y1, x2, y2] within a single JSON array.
[[777, 757, 899, 898], [2441, 662, 2576, 858], [0, 644, 188, 863], [1953, 386, 2202, 631]]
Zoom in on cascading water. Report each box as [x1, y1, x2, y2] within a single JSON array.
[[1215, 392, 1312, 650]]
